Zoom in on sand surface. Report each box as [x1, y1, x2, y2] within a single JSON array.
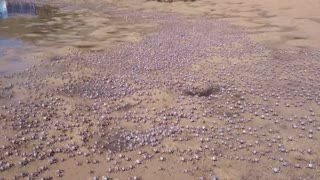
[[109, 0, 320, 49], [1, 0, 320, 180]]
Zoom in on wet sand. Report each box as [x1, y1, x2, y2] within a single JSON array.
[[109, 0, 320, 49], [1, 0, 320, 180]]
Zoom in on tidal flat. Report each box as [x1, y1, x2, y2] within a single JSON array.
[[1, 0, 320, 179]]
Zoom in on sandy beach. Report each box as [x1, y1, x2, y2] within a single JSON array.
[[1, 0, 320, 179]]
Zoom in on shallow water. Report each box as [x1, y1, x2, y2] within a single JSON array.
[[0, 0, 36, 18], [0, 0, 152, 74], [0, 0, 63, 73]]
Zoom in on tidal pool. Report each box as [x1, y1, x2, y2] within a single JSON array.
[[0, 0, 62, 73], [0, 0, 151, 74]]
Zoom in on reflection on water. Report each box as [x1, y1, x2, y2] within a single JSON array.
[[0, 0, 43, 19], [7, 0, 36, 15], [0, 0, 59, 73], [0, 0, 59, 56], [0, 4, 59, 37], [0, 0, 147, 74], [0, 0, 7, 18]]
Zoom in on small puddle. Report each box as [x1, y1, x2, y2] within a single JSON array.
[[0, 0, 62, 73], [0, 0, 150, 74]]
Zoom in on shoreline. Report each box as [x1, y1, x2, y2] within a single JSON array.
[[1, 0, 320, 180]]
